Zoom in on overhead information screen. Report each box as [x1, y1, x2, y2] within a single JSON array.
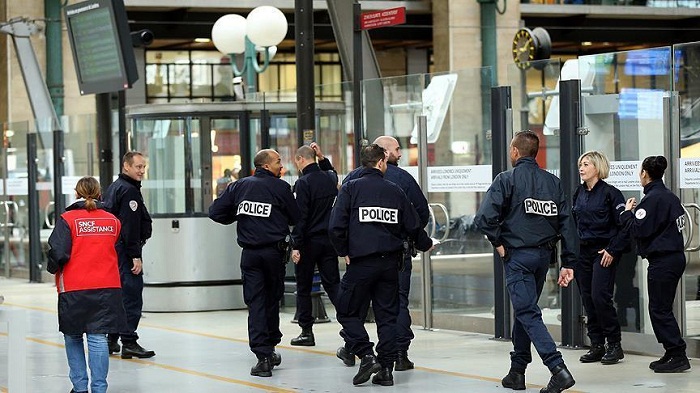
[[65, 0, 138, 95]]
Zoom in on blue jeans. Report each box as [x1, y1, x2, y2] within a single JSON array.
[[504, 247, 563, 372], [64, 333, 109, 393]]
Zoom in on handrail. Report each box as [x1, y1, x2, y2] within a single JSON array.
[[683, 203, 700, 252], [0, 201, 18, 229], [428, 203, 450, 242], [427, 205, 437, 238], [44, 201, 56, 229]]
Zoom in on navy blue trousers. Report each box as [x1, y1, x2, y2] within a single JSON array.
[[647, 252, 687, 356], [241, 246, 285, 359], [109, 245, 142, 344], [337, 253, 400, 368], [576, 245, 621, 345], [505, 247, 563, 372], [294, 236, 340, 329], [397, 255, 414, 352]]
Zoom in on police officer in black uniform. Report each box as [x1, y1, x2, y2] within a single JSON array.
[[103, 151, 155, 359], [475, 131, 576, 393], [289, 142, 340, 346], [621, 155, 690, 373], [329, 144, 433, 387], [208, 149, 300, 377], [343, 135, 429, 370], [572, 151, 627, 365]]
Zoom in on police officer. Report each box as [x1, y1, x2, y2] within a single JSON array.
[[103, 151, 155, 359], [208, 149, 300, 377], [289, 143, 340, 346], [329, 144, 433, 387], [474, 131, 576, 393], [343, 135, 429, 370], [621, 156, 690, 373], [572, 151, 627, 365]]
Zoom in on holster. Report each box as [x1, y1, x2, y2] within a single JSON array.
[[279, 235, 292, 264]]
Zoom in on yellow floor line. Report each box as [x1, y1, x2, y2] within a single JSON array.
[[2, 302, 583, 392]]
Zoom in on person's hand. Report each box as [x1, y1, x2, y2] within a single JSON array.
[[496, 245, 506, 258], [598, 249, 613, 267], [291, 250, 301, 264], [558, 268, 574, 287], [343, 256, 350, 265], [310, 142, 324, 160], [132, 258, 143, 275], [625, 197, 636, 211]]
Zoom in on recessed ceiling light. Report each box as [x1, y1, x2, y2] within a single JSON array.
[[581, 41, 593, 46], [194, 38, 211, 43]]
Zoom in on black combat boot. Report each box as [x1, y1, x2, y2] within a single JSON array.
[[108, 339, 120, 355], [653, 355, 691, 373], [501, 369, 526, 390], [250, 357, 272, 377], [395, 350, 414, 371], [121, 341, 155, 359], [353, 354, 381, 385], [540, 364, 575, 393], [270, 351, 281, 368], [600, 342, 624, 364], [578, 343, 605, 363], [290, 327, 315, 346], [649, 354, 671, 370], [371, 366, 394, 386], [337, 346, 356, 366]]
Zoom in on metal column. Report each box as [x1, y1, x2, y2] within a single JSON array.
[[559, 79, 584, 348], [416, 115, 432, 329], [490, 86, 513, 339], [295, 0, 315, 147]]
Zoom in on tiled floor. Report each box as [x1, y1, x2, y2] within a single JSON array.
[[1, 276, 698, 392]]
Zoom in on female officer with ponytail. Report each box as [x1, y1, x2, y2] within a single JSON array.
[[621, 156, 690, 373]]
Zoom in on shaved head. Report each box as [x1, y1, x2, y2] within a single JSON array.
[[373, 136, 401, 165]]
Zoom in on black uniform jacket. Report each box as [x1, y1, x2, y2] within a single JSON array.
[[620, 179, 685, 258], [291, 158, 338, 248], [573, 180, 628, 257], [344, 162, 430, 227], [102, 173, 153, 259], [209, 167, 300, 248], [329, 168, 432, 259], [474, 157, 577, 268]]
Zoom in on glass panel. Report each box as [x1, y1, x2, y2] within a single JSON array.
[[169, 64, 191, 97], [211, 118, 242, 199], [675, 41, 700, 339], [132, 118, 190, 214], [580, 47, 674, 336]]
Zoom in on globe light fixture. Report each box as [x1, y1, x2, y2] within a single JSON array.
[[211, 6, 288, 94]]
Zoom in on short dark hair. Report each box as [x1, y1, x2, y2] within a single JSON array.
[[512, 130, 539, 158], [295, 145, 315, 160], [361, 144, 386, 168], [642, 155, 667, 180], [123, 151, 144, 165]]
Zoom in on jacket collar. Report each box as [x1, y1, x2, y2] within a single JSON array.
[[643, 179, 665, 195], [301, 162, 321, 176], [514, 156, 538, 168], [118, 173, 141, 188]]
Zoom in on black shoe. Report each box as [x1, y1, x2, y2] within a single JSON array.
[[121, 342, 156, 359], [251, 357, 272, 377], [653, 355, 691, 373], [337, 346, 356, 367], [649, 354, 672, 370], [579, 344, 605, 363], [353, 354, 381, 385], [501, 370, 526, 390], [395, 350, 414, 371], [290, 328, 315, 346], [270, 352, 281, 368], [600, 342, 624, 364], [540, 364, 575, 393], [108, 340, 120, 355], [371, 367, 394, 386]]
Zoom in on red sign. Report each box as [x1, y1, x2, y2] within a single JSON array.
[[360, 7, 406, 30]]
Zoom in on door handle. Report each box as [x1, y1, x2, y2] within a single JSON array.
[[428, 203, 450, 242], [44, 201, 56, 229], [682, 203, 700, 252]]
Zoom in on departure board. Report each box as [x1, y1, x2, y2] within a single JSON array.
[[65, 0, 138, 95]]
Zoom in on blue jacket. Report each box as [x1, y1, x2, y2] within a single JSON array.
[[344, 163, 430, 227], [102, 174, 152, 259], [209, 168, 300, 248], [474, 157, 577, 268], [291, 158, 338, 248], [572, 180, 628, 257], [329, 168, 432, 259], [620, 179, 685, 258]]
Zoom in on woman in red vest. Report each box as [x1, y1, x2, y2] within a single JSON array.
[[47, 177, 125, 393]]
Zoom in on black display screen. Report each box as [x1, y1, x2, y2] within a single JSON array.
[[65, 0, 138, 95]]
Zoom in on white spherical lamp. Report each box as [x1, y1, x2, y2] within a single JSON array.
[[246, 6, 288, 47], [211, 14, 247, 54]]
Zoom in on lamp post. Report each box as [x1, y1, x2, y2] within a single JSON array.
[[211, 6, 288, 94]]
